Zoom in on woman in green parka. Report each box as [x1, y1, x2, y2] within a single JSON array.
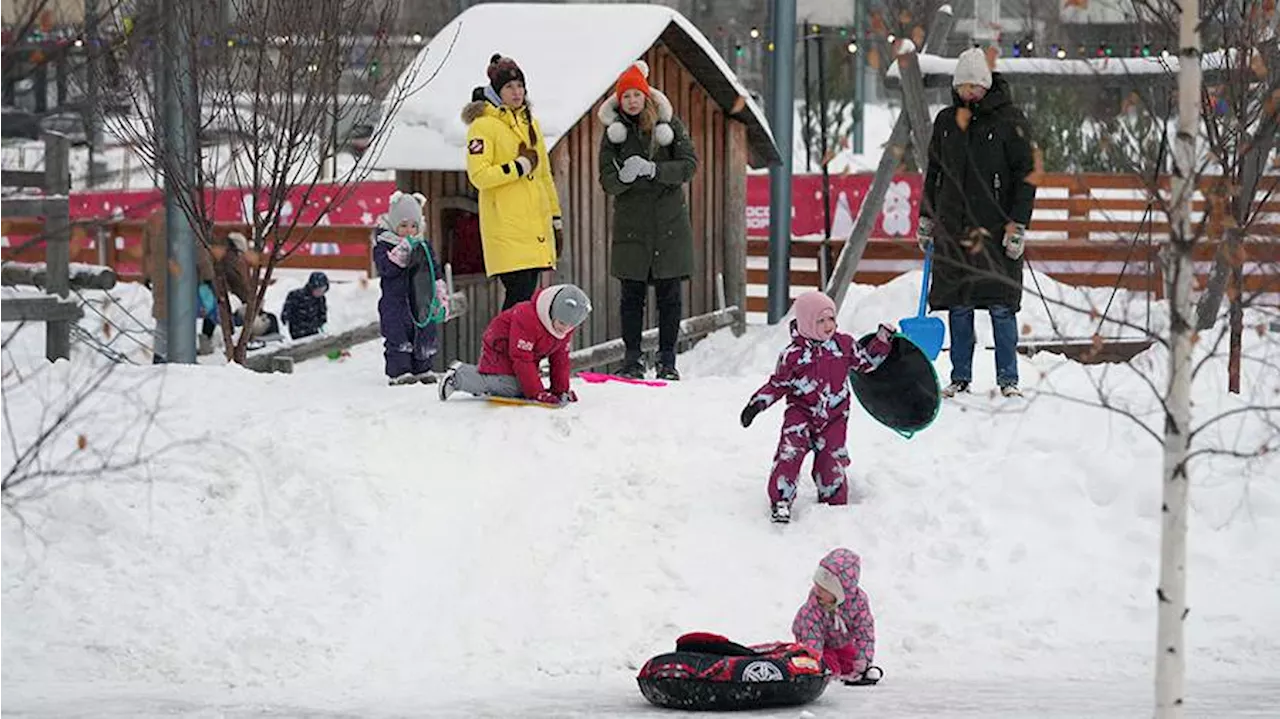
[[598, 60, 698, 381]]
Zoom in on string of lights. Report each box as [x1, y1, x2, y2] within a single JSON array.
[[721, 22, 1180, 63]]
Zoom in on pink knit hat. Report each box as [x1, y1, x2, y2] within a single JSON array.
[[792, 291, 837, 341]]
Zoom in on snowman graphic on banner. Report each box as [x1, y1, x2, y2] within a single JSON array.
[[880, 180, 914, 237]]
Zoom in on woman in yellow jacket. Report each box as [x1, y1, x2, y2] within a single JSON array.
[[462, 54, 563, 310]]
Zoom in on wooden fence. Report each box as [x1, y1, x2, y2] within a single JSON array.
[[743, 172, 1280, 315], [4, 172, 1277, 320]]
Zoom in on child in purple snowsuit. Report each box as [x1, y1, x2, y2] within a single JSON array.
[[373, 191, 451, 385], [739, 291, 894, 522], [792, 547, 877, 681]]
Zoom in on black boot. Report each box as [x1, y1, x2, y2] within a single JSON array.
[[655, 364, 680, 381], [616, 361, 646, 380]]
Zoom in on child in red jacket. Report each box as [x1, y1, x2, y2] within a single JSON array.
[[438, 284, 592, 405]]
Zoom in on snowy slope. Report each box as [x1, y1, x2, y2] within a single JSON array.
[[2, 278, 1278, 717]]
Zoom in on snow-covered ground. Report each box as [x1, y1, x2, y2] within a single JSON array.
[[2, 276, 1278, 717]]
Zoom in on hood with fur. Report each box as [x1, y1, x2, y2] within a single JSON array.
[[461, 84, 535, 125], [597, 86, 675, 147]]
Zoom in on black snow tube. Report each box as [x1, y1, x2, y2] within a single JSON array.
[[636, 632, 831, 711], [850, 332, 941, 438]]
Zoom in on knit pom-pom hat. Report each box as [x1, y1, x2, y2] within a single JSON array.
[[487, 53, 525, 93], [598, 60, 675, 147]]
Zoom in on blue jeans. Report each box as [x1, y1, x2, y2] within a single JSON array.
[[948, 305, 1019, 386]]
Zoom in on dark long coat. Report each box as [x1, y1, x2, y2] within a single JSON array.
[[923, 74, 1037, 312], [598, 114, 698, 282]]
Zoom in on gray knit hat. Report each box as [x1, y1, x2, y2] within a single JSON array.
[[549, 284, 592, 328], [387, 191, 426, 232], [953, 47, 992, 90]]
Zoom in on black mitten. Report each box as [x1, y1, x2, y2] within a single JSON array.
[[740, 401, 764, 428]]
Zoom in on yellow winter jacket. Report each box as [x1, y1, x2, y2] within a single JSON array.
[[462, 95, 562, 277]]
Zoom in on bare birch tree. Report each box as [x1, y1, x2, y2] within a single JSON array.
[[96, 0, 439, 363], [886, 17, 1275, 713]]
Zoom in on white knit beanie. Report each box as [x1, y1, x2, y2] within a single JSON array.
[[813, 566, 845, 605], [953, 47, 992, 89]]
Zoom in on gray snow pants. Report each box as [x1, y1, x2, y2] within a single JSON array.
[[452, 363, 523, 398]]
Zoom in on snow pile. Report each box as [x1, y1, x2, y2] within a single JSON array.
[[2, 279, 1278, 716]]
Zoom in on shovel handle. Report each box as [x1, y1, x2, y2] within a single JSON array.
[[917, 246, 933, 318]]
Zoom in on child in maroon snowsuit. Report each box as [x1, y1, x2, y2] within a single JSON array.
[[740, 291, 894, 522], [792, 547, 877, 682]]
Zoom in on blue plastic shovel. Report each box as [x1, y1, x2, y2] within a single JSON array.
[[899, 246, 945, 360]]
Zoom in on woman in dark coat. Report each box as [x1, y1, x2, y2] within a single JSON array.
[[917, 47, 1037, 398], [598, 60, 698, 381]]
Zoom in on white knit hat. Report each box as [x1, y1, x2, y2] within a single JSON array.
[[953, 47, 992, 90], [813, 566, 845, 605]]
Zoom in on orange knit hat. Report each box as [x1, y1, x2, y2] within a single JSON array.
[[614, 60, 652, 102]]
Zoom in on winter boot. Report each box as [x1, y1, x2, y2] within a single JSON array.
[[438, 362, 460, 401], [388, 373, 418, 386], [941, 380, 970, 398], [616, 361, 646, 380], [771, 501, 792, 524], [655, 364, 681, 382], [197, 335, 214, 356], [414, 371, 438, 384], [999, 382, 1023, 398]]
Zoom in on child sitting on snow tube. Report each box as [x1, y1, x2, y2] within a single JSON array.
[[792, 547, 882, 685]]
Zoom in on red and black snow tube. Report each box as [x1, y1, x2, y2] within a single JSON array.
[[636, 632, 831, 711]]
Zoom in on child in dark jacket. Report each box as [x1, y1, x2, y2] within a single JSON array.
[[437, 284, 591, 406], [281, 271, 329, 340], [740, 291, 895, 523], [372, 191, 450, 385]]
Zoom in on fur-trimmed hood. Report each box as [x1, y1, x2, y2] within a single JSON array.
[[597, 87, 675, 147], [461, 84, 535, 125]]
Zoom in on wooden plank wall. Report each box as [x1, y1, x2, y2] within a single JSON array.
[[410, 40, 738, 364]]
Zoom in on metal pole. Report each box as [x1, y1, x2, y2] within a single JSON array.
[[852, 0, 866, 154], [802, 22, 813, 173], [766, 0, 796, 324], [817, 31, 833, 287], [43, 132, 72, 362], [85, 0, 104, 188], [162, 0, 198, 364]]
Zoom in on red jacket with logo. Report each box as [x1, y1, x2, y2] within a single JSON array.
[[477, 287, 574, 398]]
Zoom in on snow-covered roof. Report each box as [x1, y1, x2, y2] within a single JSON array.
[[885, 50, 1231, 87], [370, 3, 779, 172]]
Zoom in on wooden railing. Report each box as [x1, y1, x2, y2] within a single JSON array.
[[0, 219, 377, 279], [743, 172, 1280, 314], [5, 172, 1277, 320]]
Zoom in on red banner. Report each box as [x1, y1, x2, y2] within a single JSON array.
[[745, 173, 923, 240], [4, 175, 921, 270], [66, 181, 399, 227]]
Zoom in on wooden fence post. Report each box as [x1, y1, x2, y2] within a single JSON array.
[[724, 123, 749, 336], [824, 7, 955, 310]]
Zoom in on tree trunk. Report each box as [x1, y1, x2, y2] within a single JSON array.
[[1156, 2, 1201, 716]]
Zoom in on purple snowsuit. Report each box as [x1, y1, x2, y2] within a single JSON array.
[[373, 227, 441, 378], [792, 548, 876, 677], [749, 321, 890, 505]]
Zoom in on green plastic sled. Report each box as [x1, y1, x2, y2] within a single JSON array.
[[850, 332, 941, 439]]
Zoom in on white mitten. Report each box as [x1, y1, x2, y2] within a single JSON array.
[[1003, 223, 1026, 260], [388, 237, 412, 268], [435, 279, 450, 314]]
